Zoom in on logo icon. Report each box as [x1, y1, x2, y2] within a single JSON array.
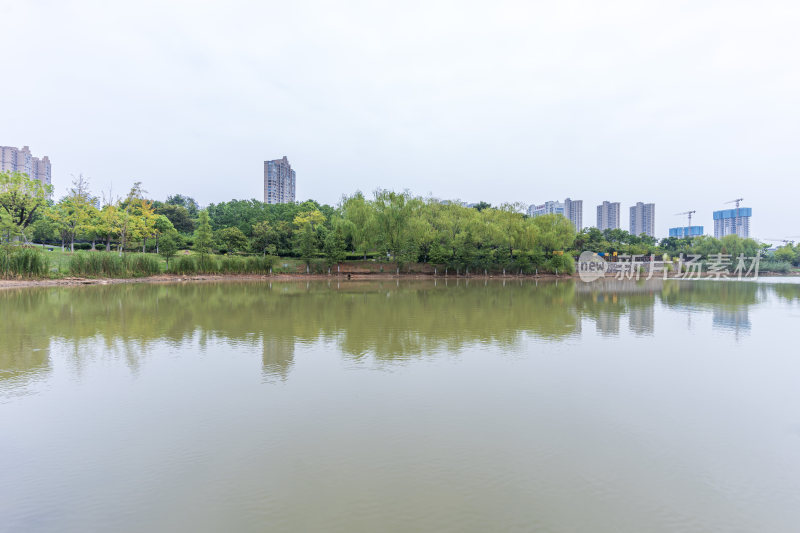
[[577, 251, 608, 282]]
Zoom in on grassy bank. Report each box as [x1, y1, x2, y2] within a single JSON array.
[[4, 246, 799, 281]]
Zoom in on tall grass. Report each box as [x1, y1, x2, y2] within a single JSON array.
[[244, 256, 275, 275], [127, 254, 161, 276], [67, 251, 278, 278], [69, 251, 162, 277], [168, 254, 276, 275], [169, 255, 198, 275], [196, 255, 219, 274], [219, 256, 245, 274], [68, 252, 125, 277], [0, 246, 50, 278]]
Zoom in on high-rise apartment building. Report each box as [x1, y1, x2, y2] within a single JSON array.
[[0, 145, 51, 186], [263, 156, 296, 204], [564, 198, 583, 230], [527, 200, 565, 218], [629, 202, 655, 237], [527, 198, 583, 230], [713, 208, 751, 238], [596, 201, 620, 231]]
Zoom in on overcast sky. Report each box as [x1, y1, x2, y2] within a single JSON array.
[[2, 0, 798, 239]]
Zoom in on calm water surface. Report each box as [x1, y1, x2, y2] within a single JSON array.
[[2, 278, 800, 532]]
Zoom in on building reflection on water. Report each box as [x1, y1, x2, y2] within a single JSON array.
[[262, 336, 295, 381], [628, 306, 655, 335], [712, 308, 751, 335]]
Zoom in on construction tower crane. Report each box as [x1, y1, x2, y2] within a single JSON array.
[[724, 198, 744, 237], [765, 237, 800, 245], [674, 210, 696, 238]]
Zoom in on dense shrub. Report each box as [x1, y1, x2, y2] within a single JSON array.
[[759, 260, 792, 273], [507, 250, 545, 274], [0, 246, 50, 278], [311, 259, 327, 273], [543, 254, 575, 275]]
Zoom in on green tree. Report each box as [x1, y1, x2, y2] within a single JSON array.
[[215, 226, 249, 253], [115, 182, 156, 254], [154, 203, 194, 233], [30, 216, 59, 245], [372, 189, 412, 260], [47, 175, 96, 252], [293, 209, 326, 229], [166, 194, 199, 217], [158, 231, 179, 266], [293, 222, 319, 269], [453, 231, 477, 273], [0, 170, 53, 242], [322, 224, 346, 267], [531, 214, 575, 253], [341, 192, 375, 259], [96, 200, 119, 252], [153, 215, 176, 254], [773, 244, 797, 264], [47, 203, 75, 251], [193, 210, 214, 256], [250, 221, 277, 256], [690, 235, 721, 258]]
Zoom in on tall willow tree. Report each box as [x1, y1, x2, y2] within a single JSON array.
[[531, 214, 576, 253], [340, 192, 375, 259], [372, 189, 415, 260]]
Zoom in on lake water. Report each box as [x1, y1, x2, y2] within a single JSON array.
[[2, 278, 800, 533]]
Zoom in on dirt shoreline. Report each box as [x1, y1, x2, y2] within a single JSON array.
[[0, 272, 574, 289], [1, 271, 798, 290]]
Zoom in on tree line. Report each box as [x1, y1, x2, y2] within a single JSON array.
[[2, 170, 798, 276]]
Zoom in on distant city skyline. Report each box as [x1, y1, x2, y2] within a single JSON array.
[[0, 141, 760, 240]]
